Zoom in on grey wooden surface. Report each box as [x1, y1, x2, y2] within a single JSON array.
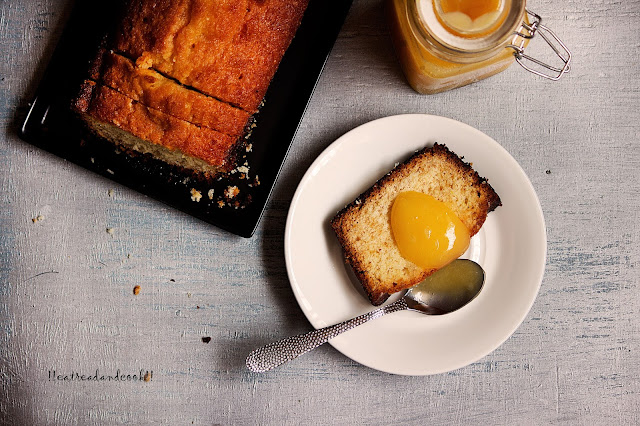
[[1, 0, 639, 424]]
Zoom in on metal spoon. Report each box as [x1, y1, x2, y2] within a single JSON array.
[[246, 259, 485, 372]]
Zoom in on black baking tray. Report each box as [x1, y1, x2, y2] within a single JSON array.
[[18, 0, 353, 237]]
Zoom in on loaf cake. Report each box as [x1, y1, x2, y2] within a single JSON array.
[[74, 0, 309, 176], [74, 81, 237, 173], [115, 0, 309, 113], [90, 51, 251, 137], [331, 143, 501, 306]]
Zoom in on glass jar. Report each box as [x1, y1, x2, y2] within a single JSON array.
[[386, 0, 571, 94]]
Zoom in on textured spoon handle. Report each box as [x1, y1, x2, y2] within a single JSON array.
[[246, 298, 408, 372]]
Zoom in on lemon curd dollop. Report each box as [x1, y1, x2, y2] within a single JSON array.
[[390, 191, 470, 270]]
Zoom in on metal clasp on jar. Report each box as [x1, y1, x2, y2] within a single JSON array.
[[508, 9, 571, 81]]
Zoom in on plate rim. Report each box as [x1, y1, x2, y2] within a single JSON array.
[[284, 113, 547, 375]]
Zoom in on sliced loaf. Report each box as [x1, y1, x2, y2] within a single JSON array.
[[115, 0, 310, 112], [91, 51, 251, 137], [73, 81, 237, 175]]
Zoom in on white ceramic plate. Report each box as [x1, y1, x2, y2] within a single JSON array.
[[284, 114, 546, 375]]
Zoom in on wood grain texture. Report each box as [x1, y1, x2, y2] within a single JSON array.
[[1, 0, 639, 424]]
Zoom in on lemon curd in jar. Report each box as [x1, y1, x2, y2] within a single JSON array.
[[386, 0, 528, 94], [437, 0, 504, 34], [390, 191, 470, 270]]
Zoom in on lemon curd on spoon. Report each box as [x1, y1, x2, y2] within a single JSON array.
[[390, 191, 470, 270]]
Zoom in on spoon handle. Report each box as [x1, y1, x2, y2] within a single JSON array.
[[246, 298, 409, 372]]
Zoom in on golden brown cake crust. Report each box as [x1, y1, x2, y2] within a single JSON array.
[[114, 0, 309, 112], [73, 81, 236, 171], [331, 143, 501, 306], [74, 0, 309, 175], [93, 51, 251, 137]]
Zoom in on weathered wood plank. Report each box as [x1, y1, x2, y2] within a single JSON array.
[[1, 0, 639, 424]]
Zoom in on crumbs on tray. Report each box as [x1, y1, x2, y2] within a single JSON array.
[[190, 188, 202, 202], [224, 185, 239, 199]]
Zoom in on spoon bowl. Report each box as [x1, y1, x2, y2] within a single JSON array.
[[246, 259, 485, 372], [405, 259, 485, 315]]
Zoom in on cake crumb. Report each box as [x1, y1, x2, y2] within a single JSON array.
[[143, 371, 152, 382], [108, 189, 114, 197], [137, 53, 153, 69], [245, 144, 253, 152], [237, 166, 249, 174], [32, 215, 45, 223], [190, 188, 202, 202], [106, 169, 114, 175], [207, 189, 215, 200], [90, 157, 95, 164], [224, 186, 239, 199], [201, 337, 211, 344], [133, 285, 141, 295], [217, 200, 225, 208], [106, 227, 114, 235]]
